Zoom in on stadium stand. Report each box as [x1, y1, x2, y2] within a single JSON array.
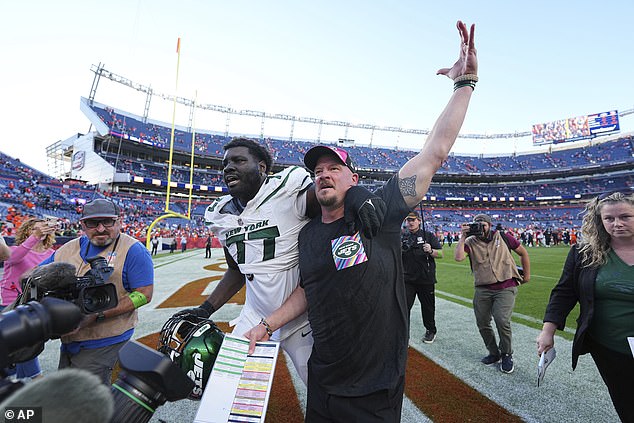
[[88, 100, 634, 177], [1, 97, 632, 246]]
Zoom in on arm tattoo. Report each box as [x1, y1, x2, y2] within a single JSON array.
[[399, 175, 417, 197]]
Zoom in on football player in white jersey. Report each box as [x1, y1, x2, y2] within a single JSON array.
[[173, 138, 385, 385]]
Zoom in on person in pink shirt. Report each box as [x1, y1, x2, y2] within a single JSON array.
[[0, 217, 57, 379]]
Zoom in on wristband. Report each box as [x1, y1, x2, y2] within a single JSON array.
[[259, 318, 273, 336], [200, 301, 216, 315], [454, 80, 476, 91], [128, 291, 148, 309]]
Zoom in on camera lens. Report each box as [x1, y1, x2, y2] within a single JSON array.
[[83, 292, 110, 312], [109, 342, 195, 423], [0, 298, 81, 368], [111, 374, 162, 423], [80, 285, 118, 314]]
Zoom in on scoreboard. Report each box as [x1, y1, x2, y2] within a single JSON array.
[[532, 110, 620, 145]]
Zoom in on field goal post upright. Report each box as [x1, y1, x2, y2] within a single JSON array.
[[146, 37, 197, 251]]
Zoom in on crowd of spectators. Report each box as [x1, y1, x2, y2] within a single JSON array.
[[3, 103, 633, 247], [0, 152, 212, 245], [91, 103, 634, 177], [102, 153, 223, 187]]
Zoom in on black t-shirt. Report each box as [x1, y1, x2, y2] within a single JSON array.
[[401, 229, 441, 284], [298, 176, 410, 396]]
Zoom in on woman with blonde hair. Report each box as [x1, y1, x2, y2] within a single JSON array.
[[0, 217, 57, 379], [537, 190, 634, 422]]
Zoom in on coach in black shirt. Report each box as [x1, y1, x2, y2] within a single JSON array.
[[243, 20, 478, 422]]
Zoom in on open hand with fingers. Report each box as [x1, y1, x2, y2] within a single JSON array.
[[437, 20, 478, 82], [33, 221, 57, 239]]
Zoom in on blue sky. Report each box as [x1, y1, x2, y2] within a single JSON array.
[[2, 1, 633, 173]]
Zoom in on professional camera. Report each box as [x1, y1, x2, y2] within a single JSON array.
[[401, 237, 416, 252], [110, 341, 195, 423], [24, 257, 118, 314], [466, 221, 484, 237], [0, 299, 194, 423], [0, 297, 82, 397]]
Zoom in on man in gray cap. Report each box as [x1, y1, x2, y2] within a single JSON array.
[[454, 213, 531, 374], [39, 198, 154, 384]]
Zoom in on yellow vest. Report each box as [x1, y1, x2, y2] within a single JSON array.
[[55, 234, 139, 342]]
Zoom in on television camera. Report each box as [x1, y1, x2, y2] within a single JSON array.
[[0, 298, 194, 423], [22, 257, 118, 314]]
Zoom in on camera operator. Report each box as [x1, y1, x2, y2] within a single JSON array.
[[401, 212, 442, 344], [454, 214, 530, 374], [39, 199, 154, 384]]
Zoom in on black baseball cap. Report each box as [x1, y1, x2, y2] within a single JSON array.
[[304, 145, 357, 173]]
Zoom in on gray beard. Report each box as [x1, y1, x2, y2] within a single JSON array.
[[90, 237, 113, 247]]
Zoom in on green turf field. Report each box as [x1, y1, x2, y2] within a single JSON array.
[[435, 243, 579, 340]]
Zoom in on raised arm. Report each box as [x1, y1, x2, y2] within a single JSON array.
[[454, 222, 470, 262], [6, 223, 56, 263], [399, 21, 478, 208], [0, 235, 11, 261]]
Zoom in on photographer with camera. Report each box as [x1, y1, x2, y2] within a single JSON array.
[[454, 214, 530, 374], [39, 199, 154, 384], [401, 211, 442, 344]]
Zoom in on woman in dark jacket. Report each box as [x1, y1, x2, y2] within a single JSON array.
[[537, 190, 634, 423]]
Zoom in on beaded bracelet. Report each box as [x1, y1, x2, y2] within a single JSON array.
[[259, 318, 274, 336], [454, 73, 479, 83]]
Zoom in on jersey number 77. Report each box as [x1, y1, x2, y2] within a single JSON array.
[[225, 226, 281, 264]]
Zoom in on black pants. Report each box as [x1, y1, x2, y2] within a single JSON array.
[[306, 372, 405, 423], [588, 339, 634, 423], [205, 246, 212, 258], [405, 282, 436, 334]]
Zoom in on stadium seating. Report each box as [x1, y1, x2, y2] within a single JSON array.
[[0, 148, 595, 237], [89, 103, 634, 176], [2, 101, 632, 238]]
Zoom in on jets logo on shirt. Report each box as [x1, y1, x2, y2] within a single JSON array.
[[331, 232, 368, 270], [334, 241, 360, 259]]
